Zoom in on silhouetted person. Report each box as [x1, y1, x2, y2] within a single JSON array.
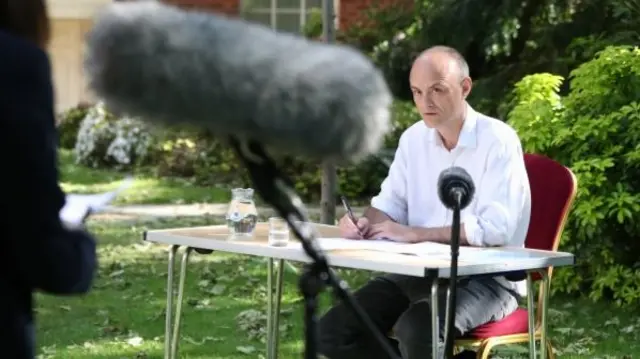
[[0, 1, 98, 358]]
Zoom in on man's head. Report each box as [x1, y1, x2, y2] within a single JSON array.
[[409, 46, 472, 130]]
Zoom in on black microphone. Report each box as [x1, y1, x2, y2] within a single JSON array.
[[83, 0, 392, 165], [437, 166, 475, 210], [84, 2, 399, 359], [437, 166, 475, 359]]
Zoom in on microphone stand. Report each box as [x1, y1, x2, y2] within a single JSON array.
[[443, 191, 462, 359], [227, 137, 400, 359]]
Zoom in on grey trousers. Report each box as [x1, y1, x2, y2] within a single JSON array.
[[317, 274, 519, 359]]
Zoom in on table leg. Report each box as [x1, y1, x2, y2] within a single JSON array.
[[540, 271, 550, 359], [526, 272, 537, 359], [267, 258, 274, 359], [443, 286, 451, 347], [266, 258, 286, 359], [271, 259, 285, 359], [169, 247, 193, 359], [431, 279, 440, 359], [164, 245, 179, 359]]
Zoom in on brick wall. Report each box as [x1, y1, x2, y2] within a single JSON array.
[[339, 0, 413, 30]]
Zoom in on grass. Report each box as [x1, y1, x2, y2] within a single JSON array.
[[57, 149, 230, 205], [35, 216, 638, 359]]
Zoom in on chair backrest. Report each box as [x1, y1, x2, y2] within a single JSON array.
[[523, 153, 577, 327], [523, 153, 577, 257]]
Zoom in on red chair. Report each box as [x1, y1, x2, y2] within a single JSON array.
[[454, 153, 578, 359]]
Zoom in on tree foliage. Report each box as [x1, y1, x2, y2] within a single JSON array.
[[508, 46, 640, 306], [340, 0, 640, 118]]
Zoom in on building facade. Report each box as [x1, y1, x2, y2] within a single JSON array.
[[46, 0, 390, 112]]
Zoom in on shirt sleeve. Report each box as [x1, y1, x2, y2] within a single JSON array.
[[370, 133, 409, 224], [462, 138, 531, 247]]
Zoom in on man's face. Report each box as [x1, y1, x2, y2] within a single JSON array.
[[409, 55, 471, 128]]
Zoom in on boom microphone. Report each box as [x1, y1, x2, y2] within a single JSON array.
[[437, 166, 475, 210], [84, 1, 392, 163]]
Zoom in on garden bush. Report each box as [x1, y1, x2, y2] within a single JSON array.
[[148, 100, 420, 202], [151, 126, 250, 188], [56, 102, 92, 149], [74, 102, 155, 170], [507, 45, 640, 307]]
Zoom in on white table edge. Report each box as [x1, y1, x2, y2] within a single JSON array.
[[144, 231, 575, 278]]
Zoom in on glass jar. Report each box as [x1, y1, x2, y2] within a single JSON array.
[[268, 217, 290, 247], [225, 188, 258, 240]]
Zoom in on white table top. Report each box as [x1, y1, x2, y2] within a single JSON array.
[[144, 222, 575, 278]]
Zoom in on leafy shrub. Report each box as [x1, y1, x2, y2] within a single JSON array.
[[74, 102, 154, 170], [151, 126, 250, 188], [150, 101, 420, 203], [507, 46, 640, 307], [302, 7, 323, 39], [56, 102, 92, 149]]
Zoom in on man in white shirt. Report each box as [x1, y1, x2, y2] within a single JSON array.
[[317, 46, 531, 359]]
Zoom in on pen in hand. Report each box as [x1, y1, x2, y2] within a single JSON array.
[[340, 195, 364, 238]]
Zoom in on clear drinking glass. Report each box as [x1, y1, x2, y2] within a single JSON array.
[[225, 188, 258, 240], [268, 217, 290, 247]]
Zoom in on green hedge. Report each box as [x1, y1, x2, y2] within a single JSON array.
[[507, 45, 640, 307], [56, 103, 91, 149], [57, 101, 421, 202], [151, 101, 420, 202]]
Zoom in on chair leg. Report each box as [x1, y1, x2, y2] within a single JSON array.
[[545, 339, 555, 359], [476, 341, 494, 359]]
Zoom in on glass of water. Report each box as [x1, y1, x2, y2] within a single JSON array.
[[268, 217, 290, 247]]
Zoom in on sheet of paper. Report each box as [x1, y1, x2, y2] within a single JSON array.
[[296, 237, 382, 251], [290, 237, 458, 255], [290, 237, 506, 261], [290, 237, 534, 263], [381, 241, 456, 256], [59, 176, 133, 225], [425, 248, 537, 262]]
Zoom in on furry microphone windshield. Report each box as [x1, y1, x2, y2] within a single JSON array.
[[84, 1, 392, 163]]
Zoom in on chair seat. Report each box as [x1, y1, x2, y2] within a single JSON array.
[[464, 308, 529, 338]]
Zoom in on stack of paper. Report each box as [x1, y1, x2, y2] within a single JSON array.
[[59, 176, 133, 226], [290, 237, 461, 256], [289, 237, 528, 262]]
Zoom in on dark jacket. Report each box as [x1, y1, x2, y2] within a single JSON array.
[[0, 30, 97, 359]]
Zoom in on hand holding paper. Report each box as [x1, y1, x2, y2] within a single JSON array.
[[59, 176, 133, 226]]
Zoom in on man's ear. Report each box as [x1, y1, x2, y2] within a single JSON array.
[[461, 77, 472, 99]]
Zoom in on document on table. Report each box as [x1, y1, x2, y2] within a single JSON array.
[[59, 176, 134, 226], [291, 237, 462, 256], [292, 237, 525, 262]]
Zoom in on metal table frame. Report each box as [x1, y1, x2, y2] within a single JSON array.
[[162, 244, 555, 359]]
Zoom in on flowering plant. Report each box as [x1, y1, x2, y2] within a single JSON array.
[[74, 102, 153, 169]]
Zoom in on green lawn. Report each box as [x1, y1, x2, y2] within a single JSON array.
[[57, 149, 230, 205], [35, 216, 638, 359]]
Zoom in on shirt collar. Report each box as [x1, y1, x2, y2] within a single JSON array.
[[427, 103, 478, 149]]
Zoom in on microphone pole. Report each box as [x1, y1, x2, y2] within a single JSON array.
[[227, 137, 400, 359], [444, 190, 461, 359], [437, 167, 475, 359]]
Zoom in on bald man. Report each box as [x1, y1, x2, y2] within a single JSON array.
[[317, 46, 531, 359]]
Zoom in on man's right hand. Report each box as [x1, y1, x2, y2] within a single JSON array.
[[338, 214, 370, 239]]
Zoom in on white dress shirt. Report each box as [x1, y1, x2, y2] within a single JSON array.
[[371, 104, 531, 294]]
